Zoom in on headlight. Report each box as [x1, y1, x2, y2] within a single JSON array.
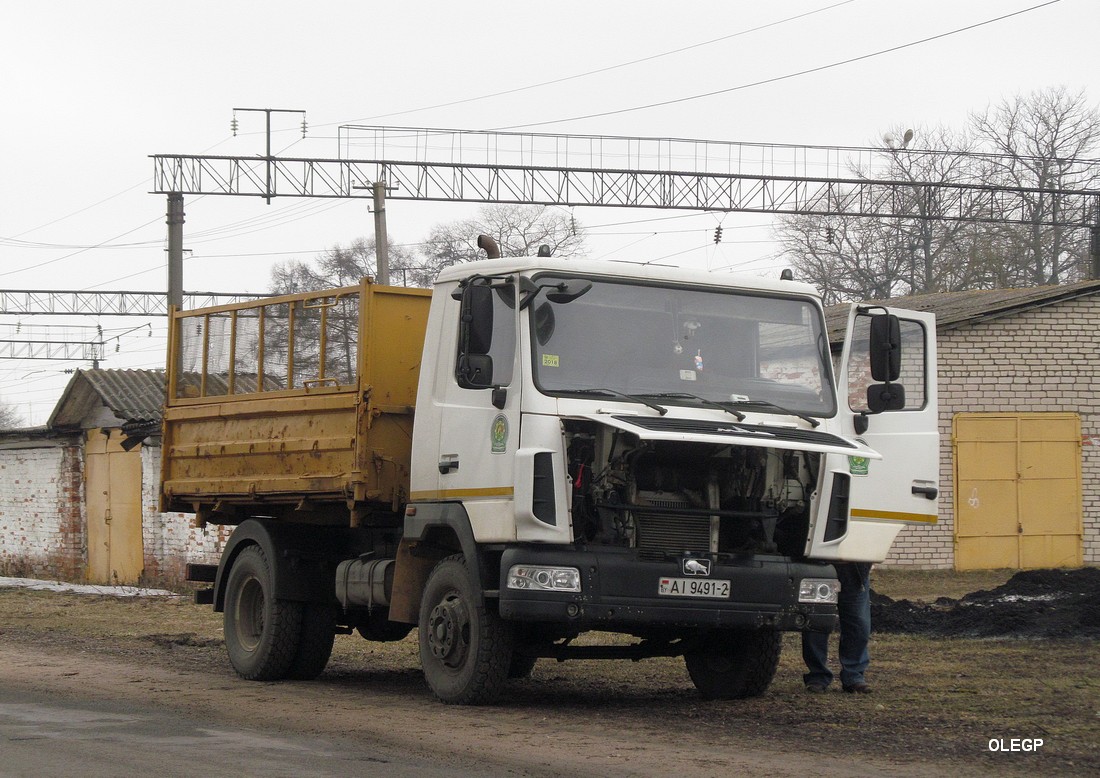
[[507, 565, 581, 593], [799, 578, 839, 604]]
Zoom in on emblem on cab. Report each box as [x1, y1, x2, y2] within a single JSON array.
[[683, 558, 711, 576]]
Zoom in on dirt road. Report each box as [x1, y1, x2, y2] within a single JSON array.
[[0, 636, 1045, 777], [0, 639, 944, 778], [1, 582, 1093, 777]]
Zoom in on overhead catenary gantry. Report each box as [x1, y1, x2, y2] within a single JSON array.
[[0, 290, 269, 317], [153, 126, 1100, 225], [151, 126, 1100, 297]]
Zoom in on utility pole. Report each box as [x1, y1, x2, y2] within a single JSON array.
[[166, 193, 185, 310], [1091, 197, 1100, 280], [373, 180, 390, 285], [353, 179, 397, 285]]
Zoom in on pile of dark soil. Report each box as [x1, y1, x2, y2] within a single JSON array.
[[871, 568, 1100, 639]]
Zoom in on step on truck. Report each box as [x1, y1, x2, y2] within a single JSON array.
[[162, 235, 939, 704]]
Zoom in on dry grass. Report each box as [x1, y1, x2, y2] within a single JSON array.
[[873, 567, 1017, 602], [1, 569, 1096, 775]]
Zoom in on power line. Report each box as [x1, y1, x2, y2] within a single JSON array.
[[0, 217, 165, 279], [496, 1, 1062, 131], [332, 1, 857, 128]]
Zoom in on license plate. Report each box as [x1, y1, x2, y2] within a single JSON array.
[[658, 577, 730, 599]]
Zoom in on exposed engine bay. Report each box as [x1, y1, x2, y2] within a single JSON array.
[[565, 420, 819, 559]]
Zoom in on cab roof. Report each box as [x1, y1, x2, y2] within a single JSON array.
[[434, 256, 821, 300]]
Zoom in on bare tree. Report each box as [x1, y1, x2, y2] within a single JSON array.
[[270, 237, 427, 293], [775, 213, 909, 305], [970, 87, 1100, 285], [776, 91, 1100, 301], [0, 401, 23, 429], [424, 204, 586, 269], [776, 125, 985, 301]]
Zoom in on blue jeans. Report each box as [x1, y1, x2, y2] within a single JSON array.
[[802, 564, 871, 688]]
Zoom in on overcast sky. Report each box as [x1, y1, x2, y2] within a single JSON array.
[[1, 0, 1096, 424]]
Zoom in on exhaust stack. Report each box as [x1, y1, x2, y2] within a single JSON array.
[[477, 234, 501, 259]]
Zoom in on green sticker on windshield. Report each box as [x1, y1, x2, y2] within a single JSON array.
[[542, 354, 560, 367], [848, 456, 870, 476]]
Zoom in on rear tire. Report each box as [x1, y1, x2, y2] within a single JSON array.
[[286, 602, 336, 680], [223, 545, 303, 681], [684, 629, 782, 700], [418, 555, 513, 704]]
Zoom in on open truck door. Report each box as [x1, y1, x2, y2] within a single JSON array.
[[807, 305, 939, 562]]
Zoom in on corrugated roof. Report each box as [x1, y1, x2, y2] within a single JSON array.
[[825, 279, 1100, 345], [47, 369, 167, 429]]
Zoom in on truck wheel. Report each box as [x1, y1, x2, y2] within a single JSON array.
[[286, 603, 336, 680], [418, 555, 513, 704], [223, 545, 303, 681], [684, 629, 782, 700]]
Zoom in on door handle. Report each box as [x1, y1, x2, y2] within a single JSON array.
[[911, 483, 938, 500], [438, 455, 459, 474]]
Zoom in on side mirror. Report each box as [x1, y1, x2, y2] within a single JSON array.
[[456, 283, 496, 389], [866, 382, 905, 413], [462, 283, 495, 355], [458, 353, 494, 388], [869, 314, 901, 382]]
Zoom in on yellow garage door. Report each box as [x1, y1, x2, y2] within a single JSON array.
[[954, 413, 1082, 570], [85, 428, 144, 584]]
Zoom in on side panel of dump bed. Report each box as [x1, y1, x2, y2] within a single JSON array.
[[160, 281, 431, 522]]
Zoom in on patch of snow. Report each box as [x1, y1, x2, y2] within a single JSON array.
[[0, 577, 180, 598]]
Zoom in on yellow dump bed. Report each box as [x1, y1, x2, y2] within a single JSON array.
[[160, 280, 431, 525]]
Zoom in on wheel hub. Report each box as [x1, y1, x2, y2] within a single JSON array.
[[427, 593, 469, 668]]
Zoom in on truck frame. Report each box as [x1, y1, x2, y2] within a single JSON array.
[[163, 239, 938, 703]]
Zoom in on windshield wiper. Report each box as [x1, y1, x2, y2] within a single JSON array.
[[638, 392, 746, 421], [572, 388, 668, 415], [726, 398, 821, 428]]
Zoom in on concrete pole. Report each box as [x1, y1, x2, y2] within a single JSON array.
[[372, 180, 389, 285], [166, 193, 185, 309], [1091, 198, 1100, 280]]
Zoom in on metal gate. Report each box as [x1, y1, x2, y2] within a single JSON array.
[[953, 413, 1082, 570], [85, 428, 144, 584]]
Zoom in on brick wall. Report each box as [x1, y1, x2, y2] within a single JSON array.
[[140, 444, 231, 585], [885, 297, 1100, 568], [0, 435, 229, 587], [0, 438, 85, 580]]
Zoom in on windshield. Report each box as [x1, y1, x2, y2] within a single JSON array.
[[529, 276, 836, 417]]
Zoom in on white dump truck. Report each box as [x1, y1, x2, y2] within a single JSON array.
[[162, 236, 938, 704]]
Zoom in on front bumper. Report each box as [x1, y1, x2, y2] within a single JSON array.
[[497, 547, 837, 633]]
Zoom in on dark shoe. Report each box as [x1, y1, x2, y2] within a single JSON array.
[[843, 682, 872, 694], [805, 683, 828, 693]]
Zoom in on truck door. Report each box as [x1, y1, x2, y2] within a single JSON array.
[[433, 279, 522, 540], [807, 305, 939, 562]]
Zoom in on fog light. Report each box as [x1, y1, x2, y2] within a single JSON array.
[[507, 565, 581, 593], [799, 578, 839, 604]]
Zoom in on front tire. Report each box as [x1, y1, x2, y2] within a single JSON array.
[[684, 629, 782, 700], [418, 555, 513, 704], [223, 545, 303, 681]]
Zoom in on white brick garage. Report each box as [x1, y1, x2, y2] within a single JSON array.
[[830, 280, 1100, 569], [0, 370, 229, 585]]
